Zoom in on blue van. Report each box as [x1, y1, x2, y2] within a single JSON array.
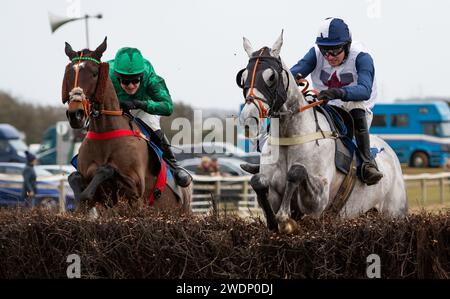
[[0, 124, 28, 163], [36, 123, 84, 165], [370, 102, 450, 167]]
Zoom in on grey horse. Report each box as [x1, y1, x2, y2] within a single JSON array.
[[237, 32, 407, 234]]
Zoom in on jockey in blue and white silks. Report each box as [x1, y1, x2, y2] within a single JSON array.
[[240, 17, 383, 186], [290, 17, 383, 185], [290, 34, 377, 124]]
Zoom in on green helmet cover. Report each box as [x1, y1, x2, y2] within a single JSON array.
[[113, 47, 145, 76]]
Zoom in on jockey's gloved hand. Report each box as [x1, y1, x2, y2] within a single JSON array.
[[120, 100, 136, 111], [318, 88, 346, 104], [295, 73, 305, 86], [132, 100, 147, 110]]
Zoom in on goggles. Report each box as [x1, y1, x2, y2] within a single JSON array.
[[319, 45, 345, 57], [119, 77, 142, 86]]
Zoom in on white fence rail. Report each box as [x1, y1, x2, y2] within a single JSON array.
[[191, 172, 450, 214], [403, 172, 450, 205], [190, 175, 261, 217]]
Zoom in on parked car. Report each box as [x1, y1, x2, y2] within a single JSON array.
[[173, 142, 260, 164], [0, 124, 28, 163], [0, 162, 76, 211], [37, 165, 76, 176]]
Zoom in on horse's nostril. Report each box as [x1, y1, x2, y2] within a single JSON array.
[[68, 109, 85, 121], [75, 109, 84, 120]]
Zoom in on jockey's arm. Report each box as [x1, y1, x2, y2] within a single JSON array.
[[290, 47, 317, 78], [341, 52, 374, 102], [141, 74, 174, 116]]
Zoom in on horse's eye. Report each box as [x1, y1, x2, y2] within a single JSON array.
[[93, 72, 98, 78], [269, 73, 275, 82], [263, 69, 277, 86]]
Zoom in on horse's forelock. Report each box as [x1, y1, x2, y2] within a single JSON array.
[[250, 47, 272, 58]]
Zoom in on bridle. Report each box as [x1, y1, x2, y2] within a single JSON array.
[[237, 48, 324, 121], [66, 52, 122, 122], [237, 47, 290, 117]]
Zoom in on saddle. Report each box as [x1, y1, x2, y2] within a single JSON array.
[[317, 105, 384, 170], [315, 105, 356, 175], [315, 104, 387, 215], [130, 116, 183, 201]]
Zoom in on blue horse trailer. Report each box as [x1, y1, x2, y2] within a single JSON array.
[[370, 101, 450, 167]]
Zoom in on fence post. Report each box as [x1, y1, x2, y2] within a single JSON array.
[[214, 180, 221, 214], [59, 178, 66, 213], [420, 179, 426, 206], [242, 180, 249, 206]]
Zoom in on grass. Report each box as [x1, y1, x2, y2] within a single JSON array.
[[401, 165, 448, 175], [402, 165, 450, 212]]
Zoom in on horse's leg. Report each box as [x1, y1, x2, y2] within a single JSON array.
[[68, 171, 88, 212], [276, 164, 325, 234], [276, 164, 305, 234], [78, 165, 115, 204], [250, 174, 277, 231]]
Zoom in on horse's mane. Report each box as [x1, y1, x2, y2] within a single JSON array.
[[94, 62, 110, 101]]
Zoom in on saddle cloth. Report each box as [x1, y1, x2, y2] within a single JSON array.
[[316, 105, 384, 179]]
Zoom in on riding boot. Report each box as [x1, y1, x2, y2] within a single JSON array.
[[154, 130, 192, 188], [240, 163, 260, 174], [350, 109, 383, 186]]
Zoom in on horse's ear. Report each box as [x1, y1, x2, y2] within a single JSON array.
[[243, 37, 254, 57], [92, 37, 107, 61], [65, 42, 77, 60], [61, 64, 71, 103], [271, 30, 284, 57]]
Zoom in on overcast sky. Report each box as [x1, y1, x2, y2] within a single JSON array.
[[0, 0, 448, 111]]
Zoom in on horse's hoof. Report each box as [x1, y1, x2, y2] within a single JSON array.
[[278, 218, 299, 235], [88, 207, 99, 219]]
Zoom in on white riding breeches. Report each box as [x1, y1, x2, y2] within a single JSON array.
[[329, 101, 374, 127], [130, 109, 161, 131]]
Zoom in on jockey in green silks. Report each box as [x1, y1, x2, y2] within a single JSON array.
[[108, 47, 192, 188]]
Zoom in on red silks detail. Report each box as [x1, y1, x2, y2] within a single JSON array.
[[148, 160, 167, 206]]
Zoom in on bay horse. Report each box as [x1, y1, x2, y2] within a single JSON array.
[[237, 32, 407, 234], [61, 38, 192, 214]]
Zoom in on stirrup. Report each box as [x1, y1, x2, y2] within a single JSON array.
[[174, 167, 192, 187], [360, 163, 383, 186]]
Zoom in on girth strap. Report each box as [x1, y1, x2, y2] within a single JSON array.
[[324, 156, 357, 215], [268, 131, 338, 146]]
